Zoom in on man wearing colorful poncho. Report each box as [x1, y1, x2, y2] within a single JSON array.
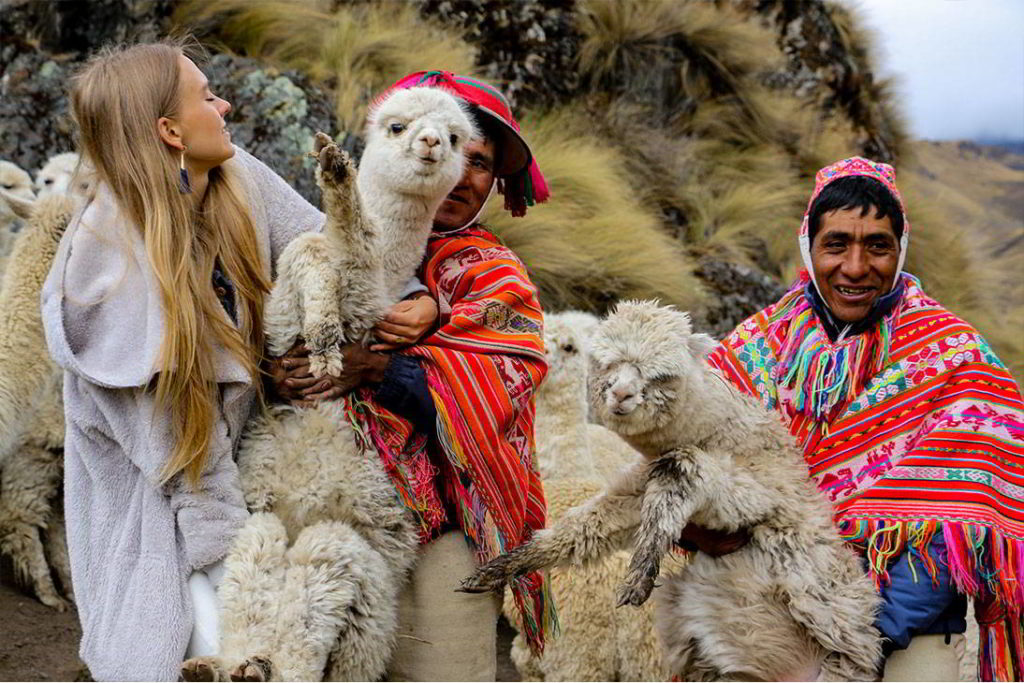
[[700, 157, 1023, 680], [277, 71, 554, 680]]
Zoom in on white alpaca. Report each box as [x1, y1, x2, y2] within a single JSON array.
[[504, 312, 667, 681], [265, 87, 475, 376], [182, 87, 476, 682], [0, 193, 77, 610], [463, 300, 882, 681], [34, 152, 92, 199]]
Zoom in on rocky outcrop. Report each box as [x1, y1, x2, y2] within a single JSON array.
[[418, 0, 582, 111]]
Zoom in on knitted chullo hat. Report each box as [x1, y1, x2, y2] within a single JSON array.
[[380, 70, 550, 217]]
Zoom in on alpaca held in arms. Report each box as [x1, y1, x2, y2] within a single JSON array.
[[182, 87, 475, 683], [265, 85, 476, 377], [462, 300, 882, 681]]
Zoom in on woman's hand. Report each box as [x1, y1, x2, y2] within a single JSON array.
[[371, 293, 438, 351], [293, 342, 390, 408]]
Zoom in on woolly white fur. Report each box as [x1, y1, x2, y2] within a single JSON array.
[[464, 300, 883, 681], [508, 311, 668, 681], [0, 193, 77, 610]]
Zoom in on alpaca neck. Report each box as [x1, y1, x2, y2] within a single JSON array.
[[671, 369, 747, 446], [535, 371, 595, 480], [358, 172, 441, 300]]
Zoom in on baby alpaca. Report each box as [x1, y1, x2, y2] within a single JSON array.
[[265, 86, 475, 376], [0, 159, 36, 275], [183, 88, 475, 682], [463, 300, 882, 681]]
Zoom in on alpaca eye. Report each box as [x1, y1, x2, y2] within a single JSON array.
[[390, 122, 406, 135], [1, 183, 12, 189], [562, 344, 576, 354], [450, 133, 459, 145], [44, 179, 54, 185]]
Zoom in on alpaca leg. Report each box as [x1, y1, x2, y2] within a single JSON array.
[[236, 408, 291, 514], [313, 133, 361, 231], [618, 454, 704, 607], [264, 276, 301, 357], [0, 443, 66, 610], [298, 261, 347, 379], [273, 521, 396, 682], [460, 462, 648, 594], [183, 512, 290, 682], [782, 549, 883, 680], [43, 501, 74, 602]]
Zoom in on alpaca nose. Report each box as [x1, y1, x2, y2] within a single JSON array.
[[611, 387, 635, 404], [421, 133, 440, 148]]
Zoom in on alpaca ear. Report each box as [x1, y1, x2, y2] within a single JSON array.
[[0, 189, 34, 220], [687, 333, 717, 360]]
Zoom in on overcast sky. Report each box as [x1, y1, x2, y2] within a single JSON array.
[[842, 0, 1024, 141]]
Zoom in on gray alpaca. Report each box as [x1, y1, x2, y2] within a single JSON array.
[[462, 300, 883, 681], [182, 86, 476, 682]]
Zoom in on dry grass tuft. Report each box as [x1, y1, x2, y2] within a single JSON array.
[[174, 0, 479, 131], [576, 0, 778, 123], [482, 107, 707, 314]]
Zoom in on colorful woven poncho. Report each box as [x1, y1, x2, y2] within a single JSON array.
[[707, 158, 1024, 680], [344, 224, 555, 653]]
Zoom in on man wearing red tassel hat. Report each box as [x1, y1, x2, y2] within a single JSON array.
[[274, 71, 554, 680], [686, 157, 1024, 681]]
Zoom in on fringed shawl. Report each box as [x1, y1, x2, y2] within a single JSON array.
[[708, 274, 1024, 680], [346, 225, 555, 653]]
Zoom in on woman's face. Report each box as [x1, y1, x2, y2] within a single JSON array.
[[173, 56, 234, 170]]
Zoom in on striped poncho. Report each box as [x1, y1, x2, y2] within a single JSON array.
[[709, 270, 1024, 680], [346, 224, 555, 653]]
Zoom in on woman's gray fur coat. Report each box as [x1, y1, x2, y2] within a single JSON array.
[[40, 149, 322, 681]]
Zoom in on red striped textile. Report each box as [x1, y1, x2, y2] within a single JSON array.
[[347, 224, 554, 653], [708, 275, 1024, 680]]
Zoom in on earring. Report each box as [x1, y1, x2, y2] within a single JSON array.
[[178, 148, 191, 194]]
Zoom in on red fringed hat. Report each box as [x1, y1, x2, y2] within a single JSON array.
[[381, 70, 550, 217]]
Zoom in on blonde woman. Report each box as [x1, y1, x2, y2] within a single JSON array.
[[40, 42, 435, 681]]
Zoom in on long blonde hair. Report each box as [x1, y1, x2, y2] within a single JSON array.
[[70, 40, 270, 488]]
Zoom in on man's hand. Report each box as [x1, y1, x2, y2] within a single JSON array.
[[294, 342, 390, 407], [266, 342, 319, 403], [675, 522, 750, 557], [371, 294, 438, 351]]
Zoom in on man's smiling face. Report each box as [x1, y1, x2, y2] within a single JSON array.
[[432, 136, 496, 231], [811, 206, 900, 323]]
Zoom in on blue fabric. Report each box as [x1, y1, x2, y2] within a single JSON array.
[[372, 354, 437, 434], [875, 535, 968, 655]]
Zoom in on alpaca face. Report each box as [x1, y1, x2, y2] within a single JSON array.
[[35, 153, 82, 198], [542, 315, 587, 388], [0, 160, 35, 223], [362, 87, 476, 200], [588, 300, 714, 440]]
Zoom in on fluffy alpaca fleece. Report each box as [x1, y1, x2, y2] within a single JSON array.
[[264, 86, 475, 376], [183, 88, 475, 682], [504, 312, 667, 681], [0, 194, 76, 610], [463, 300, 883, 681]]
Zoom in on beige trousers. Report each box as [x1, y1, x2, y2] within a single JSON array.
[[883, 633, 966, 682], [386, 531, 502, 682]]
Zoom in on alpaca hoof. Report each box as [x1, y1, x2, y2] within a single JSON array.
[[312, 131, 333, 155], [37, 591, 71, 612], [458, 566, 506, 594], [308, 350, 343, 378], [230, 656, 273, 682], [181, 657, 221, 682], [317, 141, 351, 185], [615, 577, 654, 607]]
